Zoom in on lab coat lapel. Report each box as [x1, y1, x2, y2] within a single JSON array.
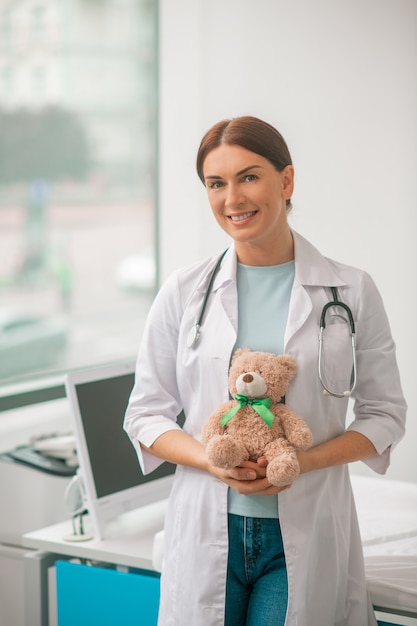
[[214, 247, 237, 343], [285, 231, 346, 347], [284, 279, 312, 347], [205, 247, 237, 367]]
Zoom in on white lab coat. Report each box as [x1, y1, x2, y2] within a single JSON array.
[[124, 230, 406, 626]]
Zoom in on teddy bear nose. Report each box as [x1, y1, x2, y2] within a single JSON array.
[[242, 374, 254, 383]]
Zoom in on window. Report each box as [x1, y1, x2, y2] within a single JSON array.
[[0, 0, 157, 392]]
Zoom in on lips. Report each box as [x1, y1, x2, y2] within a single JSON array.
[[229, 211, 257, 222]]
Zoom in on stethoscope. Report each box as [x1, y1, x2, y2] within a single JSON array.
[[318, 286, 357, 398], [187, 251, 357, 399], [186, 249, 228, 350]]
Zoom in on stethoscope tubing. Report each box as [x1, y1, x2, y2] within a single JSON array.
[[318, 326, 357, 398], [186, 249, 228, 349], [319, 287, 356, 334], [318, 287, 357, 398]]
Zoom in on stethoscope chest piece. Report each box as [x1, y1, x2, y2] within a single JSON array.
[[187, 324, 201, 349]]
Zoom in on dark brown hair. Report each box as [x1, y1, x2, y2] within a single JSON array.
[[196, 116, 292, 178], [196, 116, 293, 208]]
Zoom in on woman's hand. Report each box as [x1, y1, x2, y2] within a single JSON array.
[[208, 429, 378, 496], [207, 456, 292, 496], [143, 428, 377, 497], [142, 431, 293, 495]]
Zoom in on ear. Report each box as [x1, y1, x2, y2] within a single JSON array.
[[277, 354, 297, 380], [281, 165, 294, 201]]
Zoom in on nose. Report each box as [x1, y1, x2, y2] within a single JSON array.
[[225, 183, 244, 208], [242, 374, 253, 383]]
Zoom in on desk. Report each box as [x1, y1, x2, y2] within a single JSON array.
[[23, 500, 168, 626]]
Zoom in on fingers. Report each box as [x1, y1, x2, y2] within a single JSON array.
[[210, 465, 258, 483], [207, 460, 293, 495], [218, 466, 292, 495], [238, 460, 267, 479], [229, 466, 258, 481], [230, 477, 292, 496]]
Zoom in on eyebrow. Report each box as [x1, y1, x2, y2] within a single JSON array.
[[204, 164, 262, 180]]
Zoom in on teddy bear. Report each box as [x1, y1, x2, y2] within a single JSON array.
[[201, 348, 313, 487]]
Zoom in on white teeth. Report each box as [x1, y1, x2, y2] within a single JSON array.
[[230, 211, 256, 221]]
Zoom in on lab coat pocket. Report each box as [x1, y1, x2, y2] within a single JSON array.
[[319, 321, 354, 393]]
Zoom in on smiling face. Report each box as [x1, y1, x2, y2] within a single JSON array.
[[203, 144, 295, 265]]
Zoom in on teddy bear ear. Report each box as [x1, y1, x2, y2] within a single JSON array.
[[277, 354, 297, 380]]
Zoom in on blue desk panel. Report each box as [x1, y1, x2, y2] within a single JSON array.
[[56, 560, 160, 626]]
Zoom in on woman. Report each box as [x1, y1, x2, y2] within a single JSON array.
[[124, 116, 406, 626]]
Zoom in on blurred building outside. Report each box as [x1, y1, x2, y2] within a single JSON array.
[[0, 0, 157, 384]]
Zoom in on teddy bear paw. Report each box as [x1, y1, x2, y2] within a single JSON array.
[[292, 429, 313, 451], [206, 435, 247, 469], [266, 454, 300, 487]]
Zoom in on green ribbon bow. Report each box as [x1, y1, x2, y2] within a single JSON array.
[[220, 394, 275, 428]]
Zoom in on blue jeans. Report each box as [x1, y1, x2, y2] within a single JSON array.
[[225, 514, 288, 626]]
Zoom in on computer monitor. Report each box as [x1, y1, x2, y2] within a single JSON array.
[[65, 361, 176, 539]]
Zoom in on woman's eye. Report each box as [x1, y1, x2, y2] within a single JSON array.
[[208, 181, 224, 189], [243, 174, 257, 182]]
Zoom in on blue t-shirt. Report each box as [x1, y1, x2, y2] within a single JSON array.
[[228, 260, 295, 518]]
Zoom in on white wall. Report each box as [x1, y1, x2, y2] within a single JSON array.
[[158, 0, 417, 483]]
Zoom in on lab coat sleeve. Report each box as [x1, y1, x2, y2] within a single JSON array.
[[347, 271, 407, 473], [123, 270, 185, 475]]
